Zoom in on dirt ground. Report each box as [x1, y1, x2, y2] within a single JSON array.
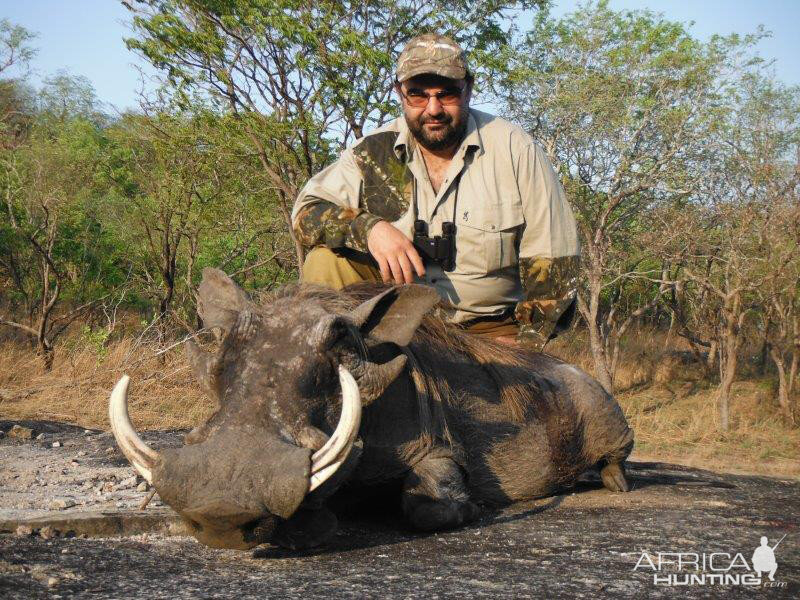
[[1, 420, 798, 599]]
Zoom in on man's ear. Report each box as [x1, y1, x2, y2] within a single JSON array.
[[394, 80, 405, 102], [196, 268, 252, 340], [347, 284, 440, 346], [463, 75, 473, 104]]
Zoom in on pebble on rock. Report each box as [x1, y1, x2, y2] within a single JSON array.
[[47, 577, 59, 588], [137, 481, 148, 492], [49, 497, 76, 510], [118, 475, 137, 488], [15, 524, 33, 537], [52, 441, 62, 448]]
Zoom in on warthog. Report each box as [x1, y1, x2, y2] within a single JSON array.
[[110, 268, 634, 550]]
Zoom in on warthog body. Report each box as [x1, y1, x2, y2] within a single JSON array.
[[111, 269, 633, 549]]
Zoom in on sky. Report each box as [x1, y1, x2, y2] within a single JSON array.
[[2, 0, 799, 113]]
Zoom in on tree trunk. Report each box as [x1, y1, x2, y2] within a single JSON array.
[[717, 377, 732, 431], [277, 189, 304, 276], [715, 295, 744, 432], [756, 329, 770, 376], [578, 280, 614, 394], [706, 341, 718, 377], [717, 346, 736, 432], [665, 309, 676, 349], [769, 347, 794, 424], [36, 338, 54, 372]]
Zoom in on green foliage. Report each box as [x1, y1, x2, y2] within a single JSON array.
[[0, 18, 37, 76], [121, 0, 538, 274], [77, 323, 112, 359], [0, 5, 797, 408]]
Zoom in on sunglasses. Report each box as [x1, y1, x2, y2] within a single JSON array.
[[396, 82, 466, 108]]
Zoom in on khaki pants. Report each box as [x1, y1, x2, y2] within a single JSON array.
[[301, 247, 519, 340], [301, 247, 382, 289]]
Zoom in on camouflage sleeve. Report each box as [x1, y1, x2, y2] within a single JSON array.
[[512, 141, 581, 351], [515, 256, 580, 350], [293, 198, 384, 254]]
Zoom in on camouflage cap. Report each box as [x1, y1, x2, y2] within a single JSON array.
[[396, 34, 468, 82]]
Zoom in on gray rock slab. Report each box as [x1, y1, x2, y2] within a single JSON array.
[[0, 461, 797, 599], [0, 421, 797, 598], [0, 508, 187, 539]]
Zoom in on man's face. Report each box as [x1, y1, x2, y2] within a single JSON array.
[[396, 74, 471, 152]]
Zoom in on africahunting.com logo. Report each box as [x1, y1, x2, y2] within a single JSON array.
[[632, 535, 787, 587]]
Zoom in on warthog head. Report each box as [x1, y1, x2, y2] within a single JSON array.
[[109, 269, 438, 549]]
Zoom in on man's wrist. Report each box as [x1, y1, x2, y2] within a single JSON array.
[[349, 212, 385, 253]]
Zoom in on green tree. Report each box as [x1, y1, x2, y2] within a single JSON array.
[[0, 18, 36, 76], [0, 20, 36, 150], [125, 0, 536, 270], [0, 77, 122, 369], [494, 1, 756, 392], [103, 108, 287, 338], [648, 72, 800, 430]]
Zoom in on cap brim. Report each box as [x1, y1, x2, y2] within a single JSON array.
[[397, 65, 467, 82]]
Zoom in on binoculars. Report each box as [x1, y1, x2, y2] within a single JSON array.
[[413, 220, 456, 272]]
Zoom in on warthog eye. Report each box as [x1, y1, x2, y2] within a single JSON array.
[[296, 356, 336, 397]]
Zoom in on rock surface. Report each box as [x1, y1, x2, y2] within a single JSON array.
[[1, 420, 798, 599]]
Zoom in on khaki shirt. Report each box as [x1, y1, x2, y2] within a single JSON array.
[[292, 109, 580, 335]]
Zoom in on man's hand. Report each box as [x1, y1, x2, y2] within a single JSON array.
[[494, 335, 521, 347], [367, 221, 425, 284]]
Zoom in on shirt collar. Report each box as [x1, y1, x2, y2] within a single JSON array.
[[394, 109, 483, 161]]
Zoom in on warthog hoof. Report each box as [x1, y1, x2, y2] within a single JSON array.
[[600, 462, 630, 493], [408, 499, 481, 531]]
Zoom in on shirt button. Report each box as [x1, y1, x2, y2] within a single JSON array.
[[491, 225, 496, 230]]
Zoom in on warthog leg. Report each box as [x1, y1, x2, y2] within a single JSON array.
[[401, 456, 480, 531]]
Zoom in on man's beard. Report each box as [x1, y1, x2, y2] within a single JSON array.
[[406, 111, 468, 151]]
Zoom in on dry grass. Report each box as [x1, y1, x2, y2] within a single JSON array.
[[1, 325, 798, 479], [548, 329, 800, 479], [0, 336, 214, 430], [620, 382, 800, 478]]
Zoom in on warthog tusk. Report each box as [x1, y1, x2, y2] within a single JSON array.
[[109, 375, 159, 484], [309, 366, 362, 491]]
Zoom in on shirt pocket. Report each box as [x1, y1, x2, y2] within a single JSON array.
[[455, 200, 524, 275]]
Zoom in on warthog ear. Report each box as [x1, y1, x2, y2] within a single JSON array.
[[348, 284, 440, 346], [197, 268, 252, 340], [186, 339, 222, 403]]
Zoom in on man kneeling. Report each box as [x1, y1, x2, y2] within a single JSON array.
[[292, 34, 580, 350]]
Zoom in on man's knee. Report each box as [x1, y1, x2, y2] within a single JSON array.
[[302, 247, 346, 289], [301, 247, 379, 290], [302, 247, 338, 274]]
